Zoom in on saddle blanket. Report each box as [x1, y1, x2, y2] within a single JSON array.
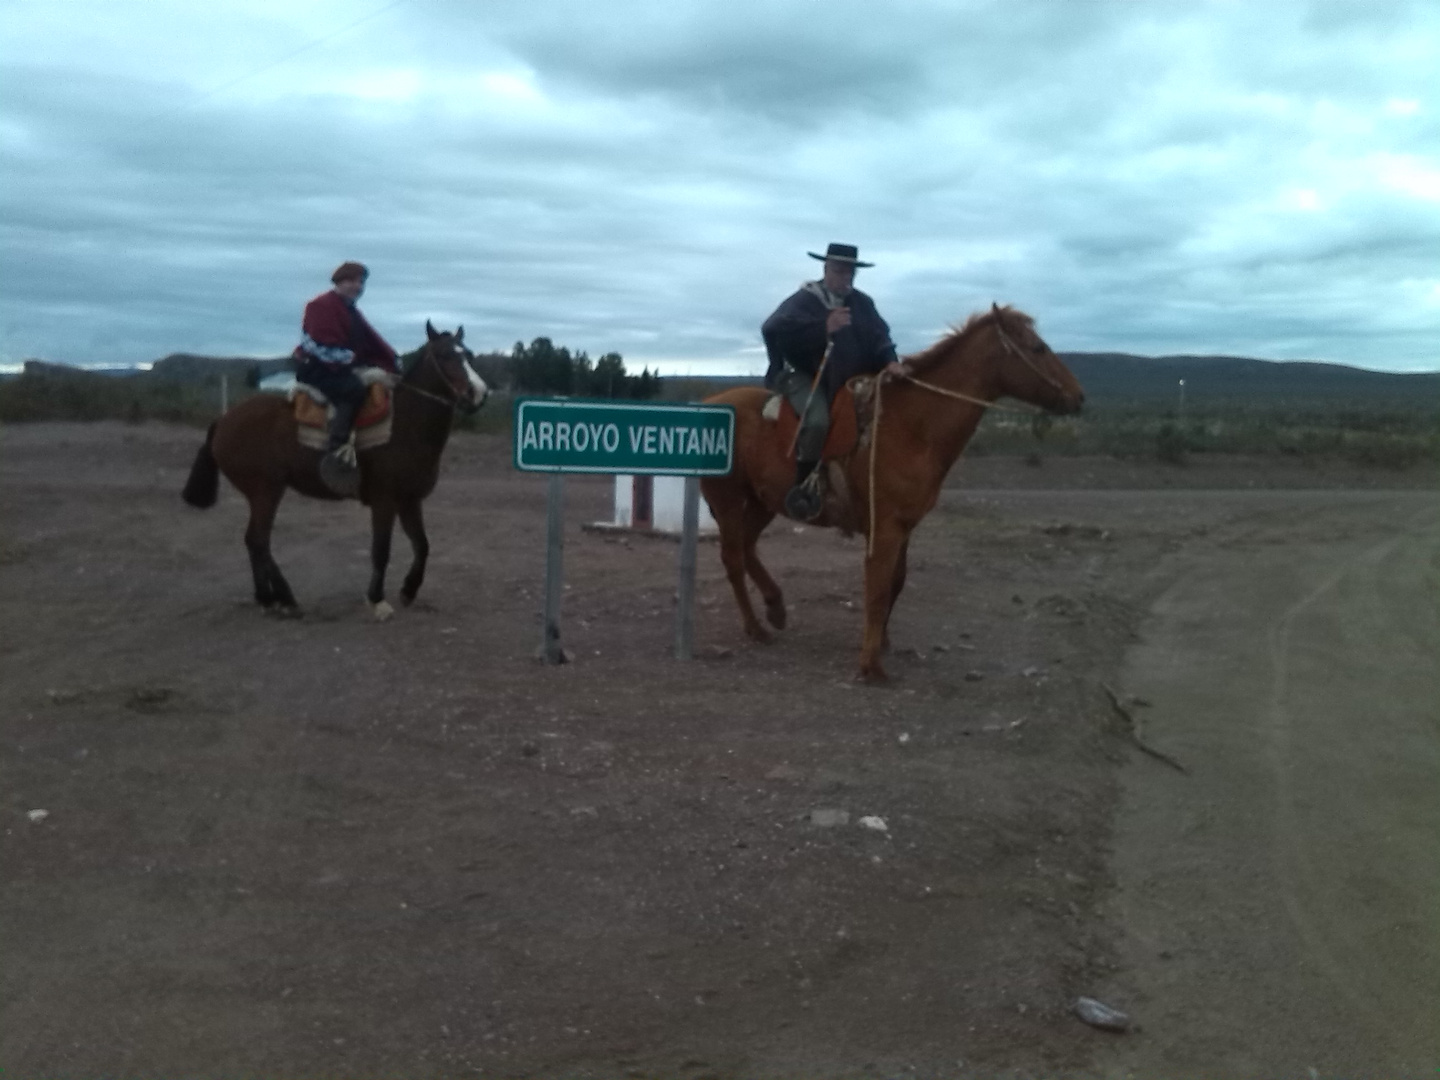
[[290, 379, 393, 452]]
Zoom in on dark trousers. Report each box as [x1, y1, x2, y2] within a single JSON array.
[[775, 364, 830, 466]]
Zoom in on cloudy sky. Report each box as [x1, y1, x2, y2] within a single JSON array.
[[2, 0, 1437, 374]]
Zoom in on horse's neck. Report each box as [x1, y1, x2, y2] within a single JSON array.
[[906, 330, 999, 467], [394, 367, 455, 451]]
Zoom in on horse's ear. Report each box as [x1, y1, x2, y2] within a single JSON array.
[[991, 302, 1001, 315], [455, 325, 464, 343], [425, 319, 438, 342]]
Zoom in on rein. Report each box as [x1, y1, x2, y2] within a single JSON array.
[[864, 319, 1051, 557], [892, 370, 1038, 415]]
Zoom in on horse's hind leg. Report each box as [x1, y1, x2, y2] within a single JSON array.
[[704, 478, 771, 643], [245, 536, 274, 608], [244, 487, 298, 612], [396, 499, 429, 606], [741, 500, 786, 630]]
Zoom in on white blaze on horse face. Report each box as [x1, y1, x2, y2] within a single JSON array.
[[463, 359, 489, 407]]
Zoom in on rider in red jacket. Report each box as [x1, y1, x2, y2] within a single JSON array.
[[294, 262, 398, 493]]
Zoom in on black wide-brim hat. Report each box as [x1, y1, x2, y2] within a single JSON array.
[[808, 242, 873, 268]]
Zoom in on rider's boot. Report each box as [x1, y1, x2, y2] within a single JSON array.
[[319, 399, 362, 497], [783, 458, 824, 522]]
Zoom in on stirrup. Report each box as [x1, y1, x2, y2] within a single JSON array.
[[319, 444, 360, 497], [784, 478, 824, 522]]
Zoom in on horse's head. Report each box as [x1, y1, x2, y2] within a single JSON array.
[[987, 305, 1084, 415], [416, 320, 490, 414]]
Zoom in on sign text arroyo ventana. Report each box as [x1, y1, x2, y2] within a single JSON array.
[[513, 398, 736, 476]]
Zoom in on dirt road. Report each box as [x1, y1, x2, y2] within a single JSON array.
[[1, 423, 1435, 1078], [1091, 490, 1440, 1079]]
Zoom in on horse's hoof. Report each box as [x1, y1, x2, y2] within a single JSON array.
[[372, 600, 395, 623], [765, 602, 787, 630], [744, 623, 774, 645], [399, 590, 416, 608], [856, 663, 890, 684], [265, 603, 302, 620]]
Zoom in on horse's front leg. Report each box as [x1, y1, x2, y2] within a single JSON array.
[[367, 500, 397, 621], [882, 537, 910, 653], [859, 520, 909, 682], [397, 499, 430, 606]]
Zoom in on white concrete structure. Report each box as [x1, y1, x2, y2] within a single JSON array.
[[611, 475, 718, 534]]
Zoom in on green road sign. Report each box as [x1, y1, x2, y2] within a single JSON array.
[[513, 398, 736, 475]]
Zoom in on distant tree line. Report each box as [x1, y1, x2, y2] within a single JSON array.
[[397, 337, 658, 399], [505, 338, 659, 398]]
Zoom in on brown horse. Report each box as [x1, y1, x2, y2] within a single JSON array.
[[701, 305, 1084, 681], [181, 321, 489, 618]]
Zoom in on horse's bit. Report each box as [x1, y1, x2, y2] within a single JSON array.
[[396, 343, 473, 409]]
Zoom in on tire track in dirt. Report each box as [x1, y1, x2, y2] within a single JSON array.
[[1098, 493, 1440, 1078], [1264, 509, 1440, 1066]]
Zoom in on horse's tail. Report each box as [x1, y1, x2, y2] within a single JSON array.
[[181, 422, 220, 508]]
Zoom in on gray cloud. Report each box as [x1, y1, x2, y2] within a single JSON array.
[[1, 0, 1437, 373]]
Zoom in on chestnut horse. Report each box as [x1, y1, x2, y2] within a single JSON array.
[[181, 322, 489, 618], [701, 305, 1084, 681]]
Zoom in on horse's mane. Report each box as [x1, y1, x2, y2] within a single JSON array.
[[905, 305, 1034, 374]]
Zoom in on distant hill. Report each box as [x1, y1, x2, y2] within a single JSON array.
[[0, 355, 293, 384], [1059, 353, 1440, 408], [149, 353, 292, 384], [659, 356, 1439, 410], [18, 360, 140, 379]]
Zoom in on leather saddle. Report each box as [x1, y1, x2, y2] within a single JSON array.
[[765, 378, 874, 462], [290, 372, 392, 431]]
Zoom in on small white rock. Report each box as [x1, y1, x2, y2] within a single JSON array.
[[858, 815, 888, 832], [898, 733, 911, 744], [1074, 996, 1130, 1032], [27, 809, 49, 824]]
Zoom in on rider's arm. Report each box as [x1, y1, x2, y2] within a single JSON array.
[[353, 311, 399, 371], [855, 294, 899, 372]]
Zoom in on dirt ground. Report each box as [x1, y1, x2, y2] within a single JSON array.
[[1, 422, 1435, 1079]]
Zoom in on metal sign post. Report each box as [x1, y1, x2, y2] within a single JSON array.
[[513, 398, 735, 662], [542, 472, 565, 664], [675, 477, 700, 660]]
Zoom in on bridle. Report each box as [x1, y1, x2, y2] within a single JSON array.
[[992, 318, 1070, 396], [396, 340, 474, 409]]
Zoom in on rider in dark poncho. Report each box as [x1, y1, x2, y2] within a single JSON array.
[[761, 242, 904, 520]]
